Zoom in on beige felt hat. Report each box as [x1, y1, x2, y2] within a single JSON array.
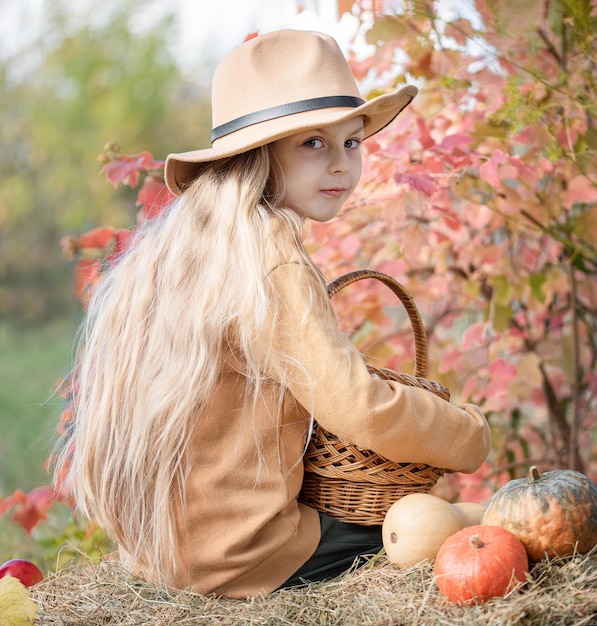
[[165, 29, 418, 196]]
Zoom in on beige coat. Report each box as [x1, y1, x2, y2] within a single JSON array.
[[135, 230, 491, 598]]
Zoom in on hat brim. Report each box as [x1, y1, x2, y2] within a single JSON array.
[[165, 85, 417, 196]]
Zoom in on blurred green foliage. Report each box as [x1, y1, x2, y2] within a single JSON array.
[[0, 0, 212, 323], [0, 0, 212, 498], [0, 317, 76, 496]]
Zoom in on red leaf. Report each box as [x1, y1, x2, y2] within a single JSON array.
[[563, 175, 597, 208], [396, 172, 438, 196], [440, 133, 473, 151], [136, 178, 175, 222], [0, 490, 26, 517], [461, 320, 489, 351], [0, 487, 60, 534], [415, 117, 435, 150], [13, 487, 56, 534], [74, 259, 102, 308], [60, 227, 119, 260], [77, 227, 118, 251], [482, 359, 518, 412], [100, 151, 164, 188], [479, 149, 508, 188]]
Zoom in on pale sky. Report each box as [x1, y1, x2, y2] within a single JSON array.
[[163, 0, 362, 76], [0, 0, 359, 75], [0, 0, 483, 86]]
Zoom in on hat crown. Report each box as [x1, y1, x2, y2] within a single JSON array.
[[165, 29, 418, 195], [211, 30, 361, 130]]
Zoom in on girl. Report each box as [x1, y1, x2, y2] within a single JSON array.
[[56, 30, 491, 598]]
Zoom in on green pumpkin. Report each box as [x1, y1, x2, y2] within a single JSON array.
[[482, 466, 597, 562]]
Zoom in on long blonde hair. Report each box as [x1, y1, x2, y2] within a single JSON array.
[[55, 145, 322, 581]]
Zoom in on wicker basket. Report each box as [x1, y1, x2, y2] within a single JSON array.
[[299, 269, 450, 526]]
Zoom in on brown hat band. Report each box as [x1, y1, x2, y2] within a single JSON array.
[[211, 95, 366, 142]]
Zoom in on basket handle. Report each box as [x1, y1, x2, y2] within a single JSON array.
[[327, 269, 428, 379]]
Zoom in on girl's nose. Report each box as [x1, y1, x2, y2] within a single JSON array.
[[329, 146, 350, 174]]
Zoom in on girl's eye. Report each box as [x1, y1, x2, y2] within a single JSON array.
[[345, 138, 362, 149], [304, 138, 324, 149]]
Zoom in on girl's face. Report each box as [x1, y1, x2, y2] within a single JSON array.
[[271, 118, 365, 222]]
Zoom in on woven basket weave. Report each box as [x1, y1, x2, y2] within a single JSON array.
[[299, 269, 450, 526]]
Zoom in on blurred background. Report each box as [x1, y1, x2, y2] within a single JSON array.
[[0, 0, 347, 496]]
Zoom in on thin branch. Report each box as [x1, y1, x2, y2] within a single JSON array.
[[539, 361, 570, 464], [537, 27, 562, 66], [568, 255, 582, 472], [538, 360, 585, 472]]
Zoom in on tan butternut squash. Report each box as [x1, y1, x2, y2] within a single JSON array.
[[453, 501, 486, 526], [382, 493, 486, 568]]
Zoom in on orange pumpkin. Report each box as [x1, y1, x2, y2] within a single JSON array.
[[482, 466, 597, 562], [434, 524, 528, 605]]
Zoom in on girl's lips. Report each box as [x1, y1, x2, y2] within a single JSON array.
[[321, 188, 345, 198]]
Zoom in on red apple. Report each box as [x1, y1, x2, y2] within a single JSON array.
[[0, 559, 44, 587]]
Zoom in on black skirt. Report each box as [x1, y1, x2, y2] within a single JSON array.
[[279, 512, 383, 588]]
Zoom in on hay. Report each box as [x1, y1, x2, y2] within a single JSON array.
[[32, 549, 597, 626]]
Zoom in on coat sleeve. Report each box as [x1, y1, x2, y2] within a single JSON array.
[[261, 262, 491, 474]]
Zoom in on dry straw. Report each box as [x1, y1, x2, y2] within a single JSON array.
[[33, 547, 597, 625]]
